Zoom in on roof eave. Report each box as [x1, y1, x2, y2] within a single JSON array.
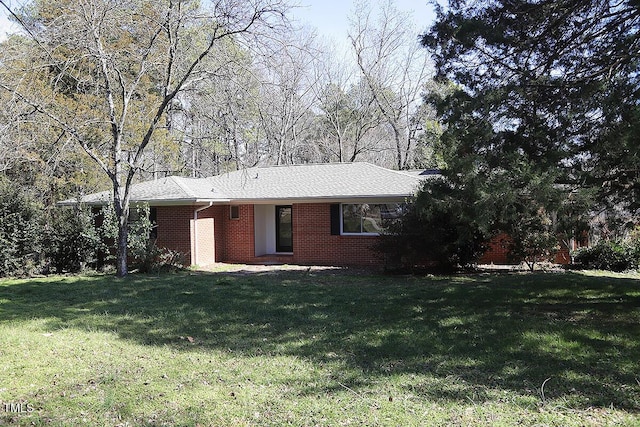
[[225, 194, 416, 205], [56, 198, 232, 207]]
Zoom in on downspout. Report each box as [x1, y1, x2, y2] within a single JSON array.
[[193, 202, 213, 266]]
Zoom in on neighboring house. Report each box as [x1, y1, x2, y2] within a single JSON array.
[[62, 163, 425, 267]]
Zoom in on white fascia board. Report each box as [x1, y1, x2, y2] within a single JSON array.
[[143, 198, 231, 206], [57, 198, 232, 207], [226, 195, 415, 205]]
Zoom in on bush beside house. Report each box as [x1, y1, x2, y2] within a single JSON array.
[[0, 178, 178, 278], [573, 237, 640, 272], [0, 179, 44, 277], [379, 175, 640, 273], [378, 178, 488, 272]]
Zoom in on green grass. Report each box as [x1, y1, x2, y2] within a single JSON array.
[[0, 269, 639, 426]]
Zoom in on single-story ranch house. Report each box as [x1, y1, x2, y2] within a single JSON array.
[[67, 162, 432, 267]]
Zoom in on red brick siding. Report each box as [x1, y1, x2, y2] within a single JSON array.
[[157, 203, 383, 267], [479, 232, 572, 265], [478, 233, 512, 264], [197, 204, 255, 264], [554, 244, 571, 264], [222, 205, 255, 263], [156, 204, 576, 267], [292, 203, 382, 266], [155, 206, 193, 262]]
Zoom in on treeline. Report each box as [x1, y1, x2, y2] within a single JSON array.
[[0, 0, 439, 206]]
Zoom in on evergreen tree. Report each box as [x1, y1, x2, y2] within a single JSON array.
[[418, 0, 640, 260], [0, 178, 43, 277]]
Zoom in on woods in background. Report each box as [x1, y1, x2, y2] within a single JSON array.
[[0, 0, 438, 201]]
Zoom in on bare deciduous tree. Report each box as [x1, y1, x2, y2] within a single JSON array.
[[255, 28, 320, 165], [311, 45, 386, 164], [0, 0, 289, 276], [348, 0, 432, 170]]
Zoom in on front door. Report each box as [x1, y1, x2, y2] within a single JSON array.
[[276, 205, 293, 252]]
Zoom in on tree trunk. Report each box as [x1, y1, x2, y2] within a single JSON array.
[[116, 218, 129, 277], [393, 124, 403, 170], [113, 191, 130, 278]]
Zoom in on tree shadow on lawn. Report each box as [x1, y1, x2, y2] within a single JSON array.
[[1, 270, 639, 410]]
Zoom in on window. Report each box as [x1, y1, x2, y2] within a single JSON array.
[[230, 205, 240, 220], [341, 203, 403, 235]]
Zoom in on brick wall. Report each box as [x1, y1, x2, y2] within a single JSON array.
[[292, 203, 382, 266], [223, 204, 255, 263], [479, 232, 571, 265], [198, 203, 380, 266], [155, 204, 574, 267], [155, 206, 193, 262], [478, 233, 512, 264], [156, 203, 383, 267], [195, 204, 256, 264], [554, 245, 571, 264]]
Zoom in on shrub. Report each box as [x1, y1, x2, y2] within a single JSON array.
[[44, 206, 103, 273], [0, 179, 44, 277], [96, 203, 152, 266], [378, 178, 488, 272], [506, 208, 560, 271], [133, 241, 185, 273], [126, 204, 154, 268], [573, 240, 639, 272], [97, 203, 184, 273], [0, 180, 184, 277]]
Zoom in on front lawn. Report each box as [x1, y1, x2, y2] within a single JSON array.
[[0, 268, 639, 426]]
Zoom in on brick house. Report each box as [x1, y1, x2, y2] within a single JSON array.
[[68, 163, 427, 267]]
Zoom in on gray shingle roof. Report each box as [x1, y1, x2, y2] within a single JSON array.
[[210, 163, 422, 200], [61, 163, 425, 205], [62, 176, 229, 205]]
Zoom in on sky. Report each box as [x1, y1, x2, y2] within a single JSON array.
[[0, 0, 437, 42], [290, 0, 436, 39], [0, 5, 18, 41]]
